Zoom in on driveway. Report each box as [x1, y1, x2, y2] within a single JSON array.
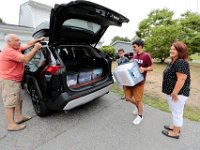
[[0, 90, 199, 150]]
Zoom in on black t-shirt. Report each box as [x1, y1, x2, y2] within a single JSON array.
[[162, 59, 191, 97]]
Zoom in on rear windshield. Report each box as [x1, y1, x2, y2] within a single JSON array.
[[62, 19, 101, 34], [57, 46, 101, 59]]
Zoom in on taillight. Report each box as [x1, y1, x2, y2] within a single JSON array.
[[44, 65, 61, 75]]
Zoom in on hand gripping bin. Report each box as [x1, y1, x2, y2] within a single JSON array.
[[113, 61, 144, 86]]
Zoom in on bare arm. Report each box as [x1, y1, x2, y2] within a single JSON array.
[[171, 72, 187, 102], [21, 37, 44, 49], [19, 43, 42, 63], [139, 65, 153, 73]]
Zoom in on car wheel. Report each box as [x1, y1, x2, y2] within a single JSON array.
[[30, 85, 49, 117]]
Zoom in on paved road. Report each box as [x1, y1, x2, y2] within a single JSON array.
[[0, 90, 199, 150]]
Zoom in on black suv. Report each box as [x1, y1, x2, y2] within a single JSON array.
[[23, 0, 129, 116]]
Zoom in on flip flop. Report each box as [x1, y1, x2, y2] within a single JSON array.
[[8, 124, 26, 131], [16, 116, 32, 124]]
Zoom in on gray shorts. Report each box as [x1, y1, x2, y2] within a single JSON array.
[[0, 79, 22, 108]]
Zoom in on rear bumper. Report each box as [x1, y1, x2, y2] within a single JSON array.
[[63, 84, 112, 110]]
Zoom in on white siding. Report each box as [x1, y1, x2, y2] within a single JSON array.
[[31, 7, 50, 27], [0, 24, 34, 50], [0, 0, 104, 50], [111, 41, 132, 54], [19, 1, 51, 28], [19, 4, 34, 27], [0, 1, 51, 50]]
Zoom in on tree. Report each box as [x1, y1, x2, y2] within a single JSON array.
[[178, 11, 200, 55], [136, 9, 177, 62], [100, 45, 115, 60], [136, 9, 200, 62], [145, 25, 183, 62], [111, 36, 131, 44], [136, 9, 175, 39]]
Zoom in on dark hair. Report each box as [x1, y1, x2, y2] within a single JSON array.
[[172, 41, 189, 62], [132, 39, 144, 48], [118, 49, 124, 53]]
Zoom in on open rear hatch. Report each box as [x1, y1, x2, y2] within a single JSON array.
[[32, 0, 129, 91], [33, 0, 129, 46]]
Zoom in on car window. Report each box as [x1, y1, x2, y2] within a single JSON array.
[[57, 46, 101, 59], [24, 47, 46, 72], [62, 19, 101, 34]]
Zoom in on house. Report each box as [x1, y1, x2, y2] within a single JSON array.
[[19, 0, 52, 28], [0, 0, 52, 50], [0, 23, 34, 50], [0, 0, 103, 50], [111, 41, 133, 54]]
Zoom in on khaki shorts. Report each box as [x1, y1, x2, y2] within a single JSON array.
[[0, 79, 22, 108], [125, 84, 145, 102]]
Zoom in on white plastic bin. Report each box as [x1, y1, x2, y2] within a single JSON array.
[[113, 61, 144, 86], [67, 71, 78, 87], [78, 69, 92, 84], [92, 68, 103, 79]]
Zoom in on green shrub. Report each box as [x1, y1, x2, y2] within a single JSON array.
[[100, 46, 115, 59]]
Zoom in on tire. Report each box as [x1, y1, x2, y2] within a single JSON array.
[[30, 85, 49, 117]]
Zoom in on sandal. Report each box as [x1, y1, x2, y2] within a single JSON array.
[[162, 130, 179, 139], [164, 125, 173, 130], [8, 124, 26, 131], [164, 125, 181, 133], [16, 116, 32, 124]]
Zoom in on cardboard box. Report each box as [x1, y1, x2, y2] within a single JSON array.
[[113, 61, 144, 86]]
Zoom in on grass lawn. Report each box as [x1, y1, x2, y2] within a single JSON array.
[[190, 53, 200, 60], [111, 61, 200, 122]]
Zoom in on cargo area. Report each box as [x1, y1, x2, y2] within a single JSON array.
[[56, 45, 108, 89]]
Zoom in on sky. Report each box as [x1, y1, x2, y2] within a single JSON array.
[[0, 0, 199, 45]]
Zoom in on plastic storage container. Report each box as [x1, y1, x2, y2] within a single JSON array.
[[78, 68, 92, 84], [92, 68, 103, 79], [113, 61, 144, 86], [67, 71, 78, 87]]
